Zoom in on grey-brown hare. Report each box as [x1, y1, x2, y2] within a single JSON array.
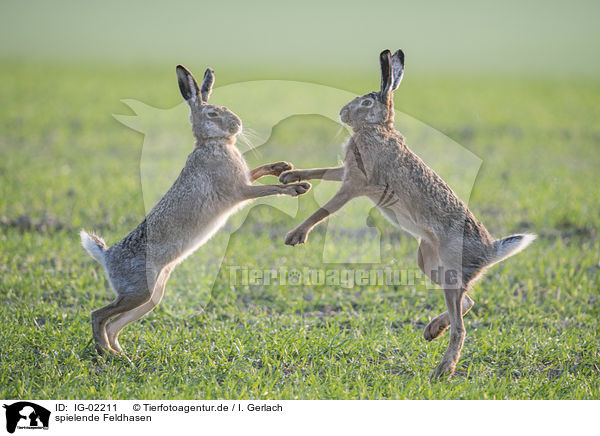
[[279, 49, 535, 378], [81, 65, 311, 355]]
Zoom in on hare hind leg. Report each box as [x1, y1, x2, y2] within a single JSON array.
[[431, 287, 468, 379], [424, 295, 474, 341], [106, 266, 173, 353], [418, 240, 475, 342], [417, 240, 441, 284], [91, 292, 151, 355]]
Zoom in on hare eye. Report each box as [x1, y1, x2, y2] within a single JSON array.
[[207, 111, 218, 117], [361, 99, 373, 107]]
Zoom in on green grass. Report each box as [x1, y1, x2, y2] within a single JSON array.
[[1, 63, 599, 399]]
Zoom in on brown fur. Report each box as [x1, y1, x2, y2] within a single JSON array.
[[280, 49, 535, 378], [81, 65, 311, 355]]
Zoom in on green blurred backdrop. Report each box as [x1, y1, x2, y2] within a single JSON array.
[[2, 0, 599, 76]]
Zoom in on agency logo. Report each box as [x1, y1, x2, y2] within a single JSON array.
[[3, 402, 50, 434], [108, 79, 482, 319], [115, 80, 481, 284]]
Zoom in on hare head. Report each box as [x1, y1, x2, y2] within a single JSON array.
[[176, 65, 242, 142], [340, 49, 404, 130]]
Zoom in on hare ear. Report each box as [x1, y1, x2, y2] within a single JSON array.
[[200, 68, 215, 102], [379, 49, 393, 97], [176, 65, 201, 104], [391, 49, 405, 91]]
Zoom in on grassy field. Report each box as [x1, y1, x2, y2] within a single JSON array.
[[1, 63, 599, 399]]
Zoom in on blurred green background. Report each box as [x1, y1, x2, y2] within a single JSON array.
[[2, 0, 600, 75], [1, 1, 599, 399]]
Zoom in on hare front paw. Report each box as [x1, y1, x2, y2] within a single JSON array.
[[269, 161, 293, 176], [285, 227, 309, 246], [279, 170, 304, 184], [287, 182, 311, 197]]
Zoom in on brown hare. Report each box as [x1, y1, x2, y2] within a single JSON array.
[[81, 65, 311, 355], [279, 49, 535, 378]]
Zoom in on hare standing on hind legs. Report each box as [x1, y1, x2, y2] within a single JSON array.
[[279, 49, 535, 378], [81, 65, 311, 355]]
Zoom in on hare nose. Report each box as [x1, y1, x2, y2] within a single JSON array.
[[229, 120, 241, 132], [340, 107, 349, 121]]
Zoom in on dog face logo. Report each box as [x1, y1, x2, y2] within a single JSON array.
[[3, 402, 50, 433]]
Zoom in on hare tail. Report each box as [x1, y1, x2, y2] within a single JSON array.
[[488, 233, 536, 267], [80, 229, 108, 268]]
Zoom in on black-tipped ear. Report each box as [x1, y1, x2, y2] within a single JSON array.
[[176, 65, 201, 103], [200, 68, 215, 102], [379, 50, 393, 96], [391, 49, 405, 91]]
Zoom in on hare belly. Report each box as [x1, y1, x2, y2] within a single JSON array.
[[375, 202, 427, 240], [177, 204, 243, 262]]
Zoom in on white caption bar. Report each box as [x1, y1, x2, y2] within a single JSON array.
[[0, 400, 596, 435]]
